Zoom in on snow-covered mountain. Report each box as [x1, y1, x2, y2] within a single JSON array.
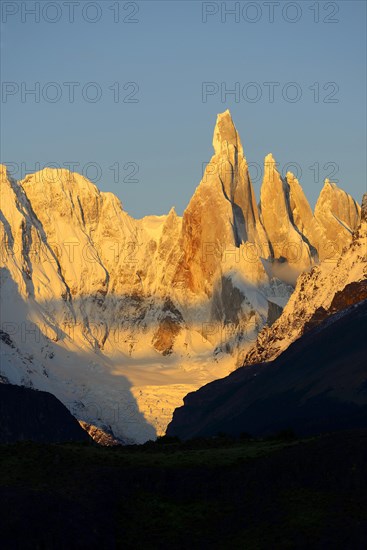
[[0, 111, 362, 442]]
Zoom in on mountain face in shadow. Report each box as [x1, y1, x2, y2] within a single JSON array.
[[167, 299, 367, 440], [0, 384, 91, 443]]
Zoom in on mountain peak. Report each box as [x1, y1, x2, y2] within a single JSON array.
[[324, 178, 335, 189], [286, 170, 296, 181], [264, 152, 277, 167], [263, 153, 278, 180], [212, 109, 243, 156], [21, 168, 101, 200], [167, 206, 178, 218]]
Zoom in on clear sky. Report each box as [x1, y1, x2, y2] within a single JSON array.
[[1, 0, 366, 217]]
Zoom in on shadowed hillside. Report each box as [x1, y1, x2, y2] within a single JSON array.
[[0, 384, 91, 443], [167, 300, 367, 440]]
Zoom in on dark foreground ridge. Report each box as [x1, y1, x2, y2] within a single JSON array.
[[0, 430, 366, 548], [0, 384, 90, 443], [167, 299, 367, 440]]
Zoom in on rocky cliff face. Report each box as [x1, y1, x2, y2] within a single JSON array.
[[0, 112, 361, 443], [173, 110, 270, 296], [313, 180, 361, 260], [259, 156, 315, 279], [243, 194, 367, 367]]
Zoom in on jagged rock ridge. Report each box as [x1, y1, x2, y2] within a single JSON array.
[[243, 193, 367, 366]]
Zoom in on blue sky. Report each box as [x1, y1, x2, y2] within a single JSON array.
[[1, 0, 366, 217]]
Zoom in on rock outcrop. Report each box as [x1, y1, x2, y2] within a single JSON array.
[[78, 421, 122, 446]]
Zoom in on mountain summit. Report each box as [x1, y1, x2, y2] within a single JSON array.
[[212, 109, 244, 156]]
